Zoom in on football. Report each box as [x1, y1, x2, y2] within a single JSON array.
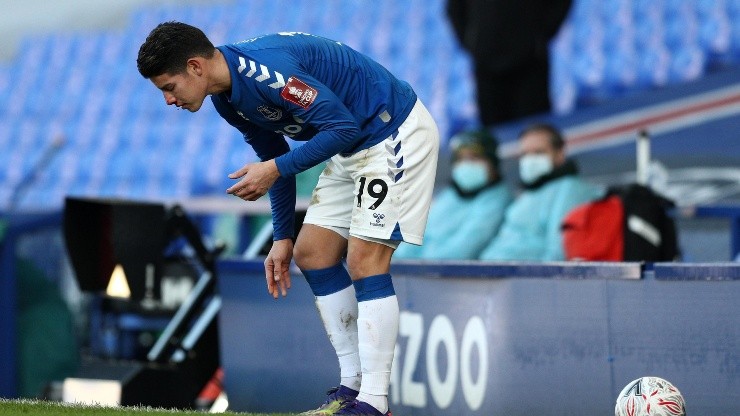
[[615, 376, 686, 416]]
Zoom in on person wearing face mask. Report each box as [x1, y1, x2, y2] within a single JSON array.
[[395, 130, 512, 260], [479, 123, 601, 261]]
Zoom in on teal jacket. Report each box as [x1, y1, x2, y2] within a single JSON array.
[[479, 167, 601, 261], [395, 182, 512, 260]]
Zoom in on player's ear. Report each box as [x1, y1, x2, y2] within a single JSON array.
[[187, 57, 204, 76]]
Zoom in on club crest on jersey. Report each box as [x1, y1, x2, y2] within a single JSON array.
[[257, 105, 282, 121], [281, 76, 318, 109]]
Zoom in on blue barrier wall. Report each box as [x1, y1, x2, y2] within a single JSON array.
[[218, 260, 740, 415]]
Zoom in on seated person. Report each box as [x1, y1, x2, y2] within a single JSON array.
[[479, 123, 601, 261], [395, 129, 512, 260]]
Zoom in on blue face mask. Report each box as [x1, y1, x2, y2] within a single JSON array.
[[452, 161, 489, 192], [519, 154, 553, 184]]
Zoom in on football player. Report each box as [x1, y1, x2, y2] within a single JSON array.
[[137, 22, 439, 416]]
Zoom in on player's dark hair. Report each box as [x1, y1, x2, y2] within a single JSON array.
[[519, 123, 565, 150], [137, 21, 216, 78]]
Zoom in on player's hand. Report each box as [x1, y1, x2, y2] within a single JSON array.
[[226, 160, 281, 201], [264, 238, 293, 299]]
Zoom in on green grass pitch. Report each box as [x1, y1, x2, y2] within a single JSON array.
[[0, 399, 295, 416]]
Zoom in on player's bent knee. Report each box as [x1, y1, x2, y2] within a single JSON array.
[[293, 239, 346, 271], [346, 241, 393, 280], [292, 242, 315, 270]]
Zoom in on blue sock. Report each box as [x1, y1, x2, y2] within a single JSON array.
[[354, 273, 397, 412], [353, 273, 395, 301], [304, 263, 361, 390], [302, 262, 352, 296]]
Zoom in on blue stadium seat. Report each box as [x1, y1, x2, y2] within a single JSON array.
[[696, 5, 732, 64], [571, 13, 604, 52], [571, 44, 606, 93], [636, 44, 671, 87], [732, 23, 740, 59], [730, 0, 740, 25], [633, 13, 664, 51], [668, 44, 707, 83], [603, 43, 639, 95], [664, 7, 699, 49], [550, 26, 580, 114], [569, 0, 598, 26], [632, 0, 663, 21]]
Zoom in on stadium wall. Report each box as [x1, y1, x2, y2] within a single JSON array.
[[218, 260, 740, 415]]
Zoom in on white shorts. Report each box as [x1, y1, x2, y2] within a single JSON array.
[[303, 99, 439, 246]]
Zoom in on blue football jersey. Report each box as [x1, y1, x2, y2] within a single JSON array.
[[210, 32, 417, 240]]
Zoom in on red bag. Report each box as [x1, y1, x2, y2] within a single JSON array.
[[561, 194, 624, 261]]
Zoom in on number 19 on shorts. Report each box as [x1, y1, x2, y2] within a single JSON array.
[[357, 176, 388, 210]]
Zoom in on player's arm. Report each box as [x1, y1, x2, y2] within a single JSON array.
[[271, 75, 363, 177], [212, 95, 295, 297], [211, 94, 296, 242], [243, 132, 296, 299]]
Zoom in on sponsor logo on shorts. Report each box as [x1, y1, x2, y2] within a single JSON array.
[[281, 76, 318, 109], [371, 213, 385, 227]]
